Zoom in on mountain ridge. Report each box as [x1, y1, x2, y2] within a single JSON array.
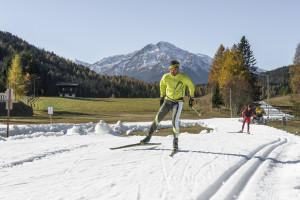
[[88, 41, 213, 85]]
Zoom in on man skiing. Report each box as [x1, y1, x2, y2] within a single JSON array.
[[240, 104, 255, 134], [140, 60, 195, 153]]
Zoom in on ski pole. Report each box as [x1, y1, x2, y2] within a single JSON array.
[[192, 107, 202, 116]]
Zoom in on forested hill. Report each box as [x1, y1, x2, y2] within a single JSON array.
[[262, 66, 290, 85], [0, 31, 160, 98], [260, 66, 291, 96]]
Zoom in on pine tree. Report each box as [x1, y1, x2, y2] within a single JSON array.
[[0, 56, 12, 91], [20, 51, 39, 74], [238, 36, 257, 73], [212, 82, 223, 108], [238, 36, 259, 100]]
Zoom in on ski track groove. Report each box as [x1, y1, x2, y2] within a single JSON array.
[[57, 143, 98, 180], [238, 137, 290, 200], [211, 137, 288, 200], [28, 143, 97, 200], [159, 146, 188, 199], [137, 184, 141, 200], [196, 137, 287, 200], [0, 144, 90, 169], [179, 149, 193, 185], [159, 148, 173, 197]]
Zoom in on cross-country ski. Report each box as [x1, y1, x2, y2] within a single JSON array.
[[110, 142, 161, 150]]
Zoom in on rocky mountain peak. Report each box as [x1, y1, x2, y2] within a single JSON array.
[[88, 42, 212, 85]]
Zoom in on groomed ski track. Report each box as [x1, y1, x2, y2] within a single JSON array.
[[200, 137, 287, 200]]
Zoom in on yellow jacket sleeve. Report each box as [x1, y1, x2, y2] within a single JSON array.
[[183, 75, 195, 98], [160, 74, 166, 98]]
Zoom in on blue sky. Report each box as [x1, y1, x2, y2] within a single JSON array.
[[0, 0, 299, 70]]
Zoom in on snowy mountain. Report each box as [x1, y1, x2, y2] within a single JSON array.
[[256, 67, 267, 73], [89, 42, 213, 85], [73, 59, 90, 67]]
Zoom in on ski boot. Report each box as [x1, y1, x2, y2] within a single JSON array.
[[140, 134, 152, 144], [247, 131, 250, 134], [238, 130, 243, 133], [169, 138, 179, 157], [173, 138, 178, 150]]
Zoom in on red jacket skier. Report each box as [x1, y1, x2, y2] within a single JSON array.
[[241, 105, 254, 134]]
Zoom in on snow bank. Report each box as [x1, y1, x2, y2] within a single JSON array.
[[259, 101, 294, 120], [95, 120, 115, 135], [0, 119, 211, 141], [0, 102, 295, 141]]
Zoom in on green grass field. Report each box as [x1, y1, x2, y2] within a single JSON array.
[[0, 96, 229, 124], [267, 94, 300, 115], [268, 119, 300, 136], [31, 97, 163, 113], [268, 94, 300, 107]]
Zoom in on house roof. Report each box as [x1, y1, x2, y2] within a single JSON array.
[[56, 82, 79, 87]]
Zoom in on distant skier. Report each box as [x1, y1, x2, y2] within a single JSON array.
[[240, 105, 255, 134], [140, 60, 195, 152], [254, 105, 265, 124]]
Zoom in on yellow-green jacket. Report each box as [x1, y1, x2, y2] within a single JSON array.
[[160, 72, 195, 102]]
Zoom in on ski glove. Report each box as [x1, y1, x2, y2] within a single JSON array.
[[189, 98, 195, 107], [160, 97, 164, 106]]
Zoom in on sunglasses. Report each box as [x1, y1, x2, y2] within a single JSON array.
[[170, 68, 178, 72]]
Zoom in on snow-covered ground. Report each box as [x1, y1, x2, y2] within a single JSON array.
[[0, 115, 299, 200], [259, 101, 294, 120], [0, 104, 297, 200]]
